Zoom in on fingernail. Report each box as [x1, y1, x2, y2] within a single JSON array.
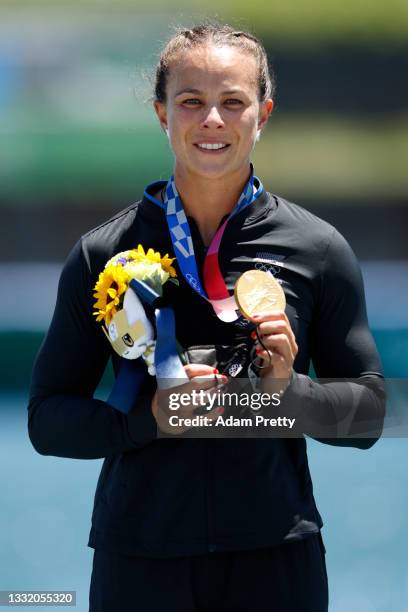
[[250, 331, 257, 339], [255, 346, 262, 354], [213, 368, 219, 374]]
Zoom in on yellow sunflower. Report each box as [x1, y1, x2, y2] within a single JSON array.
[[93, 263, 130, 325], [128, 244, 177, 278], [93, 245, 178, 327]]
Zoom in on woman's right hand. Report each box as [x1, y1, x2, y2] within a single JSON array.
[[151, 364, 228, 435]]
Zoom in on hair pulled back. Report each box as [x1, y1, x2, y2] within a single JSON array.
[[154, 22, 275, 104]]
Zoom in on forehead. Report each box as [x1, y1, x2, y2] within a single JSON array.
[[167, 45, 258, 95]]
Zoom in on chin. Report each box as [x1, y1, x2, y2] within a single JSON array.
[[193, 166, 231, 180], [187, 159, 238, 181]]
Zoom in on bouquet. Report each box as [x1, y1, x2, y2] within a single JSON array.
[[93, 244, 177, 374]]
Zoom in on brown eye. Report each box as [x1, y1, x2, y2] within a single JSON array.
[[183, 98, 201, 105], [224, 99, 243, 106]]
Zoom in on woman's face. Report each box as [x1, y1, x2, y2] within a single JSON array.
[[154, 44, 273, 181]]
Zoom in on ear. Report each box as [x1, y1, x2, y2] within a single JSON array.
[[154, 100, 168, 133], [257, 98, 274, 131]]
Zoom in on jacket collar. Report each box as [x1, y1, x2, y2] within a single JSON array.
[[139, 179, 276, 227]]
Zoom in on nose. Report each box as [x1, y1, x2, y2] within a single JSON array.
[[201, 105, 224, 129]]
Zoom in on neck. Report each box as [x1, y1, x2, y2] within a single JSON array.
[[173, 165, 252, 246]]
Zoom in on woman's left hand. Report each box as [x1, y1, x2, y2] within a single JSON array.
[[251, 310, 298, 390]]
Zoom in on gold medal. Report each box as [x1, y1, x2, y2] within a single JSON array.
[[234, 269, 286, 321]]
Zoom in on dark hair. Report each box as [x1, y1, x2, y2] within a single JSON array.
[[154, 22, 275, 104]]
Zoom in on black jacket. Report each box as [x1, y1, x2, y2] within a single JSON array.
[[28, 183, 385, 558]]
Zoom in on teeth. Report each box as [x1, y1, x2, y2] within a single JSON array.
[[197, 143, 228, 150]]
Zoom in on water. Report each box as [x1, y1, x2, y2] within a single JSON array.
[[1, 394, 407, 611], [0, 395, 99, 611]]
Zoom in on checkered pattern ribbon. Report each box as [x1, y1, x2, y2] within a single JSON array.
[[163, 167, 263, 321]]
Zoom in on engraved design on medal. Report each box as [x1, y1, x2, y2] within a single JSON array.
[[234, 269, 286, 321]]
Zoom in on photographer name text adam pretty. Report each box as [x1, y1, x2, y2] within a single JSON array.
[[167, 389, 296, 429], [168, 414, 296, 429]]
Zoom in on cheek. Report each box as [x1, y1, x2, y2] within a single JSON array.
[[235, 114, 258, 149], [169, 114, 195, 150], [170, 107, 193, 130], [236, 108, 258, 133]]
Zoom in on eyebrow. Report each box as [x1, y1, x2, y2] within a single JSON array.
[[174, 88, 244, 97]]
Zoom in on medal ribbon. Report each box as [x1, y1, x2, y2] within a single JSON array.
[[162, 167, 263, 321]]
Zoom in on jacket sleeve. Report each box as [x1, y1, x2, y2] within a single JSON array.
[[27, 238, 158, 459], [283, 228, 386, 449]]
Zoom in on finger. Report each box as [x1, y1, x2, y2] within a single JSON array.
[[252, 310, 286, 323], [159, 378, 228, 417], [253, 311, 296, 344], [256, 350, 291, 377], [256, 320, 288, 334], [184, 363, 228, 392], [255, 334, 295, 365], [164, 371, 227, 399], [184, 363, 219, 378], [188, 373, 228, 393], [183, 379, 230, 412], [256, 320, 297, 355], [256, 324, 298, 358], [254, 313, 298, 356], [184, 363, 220, 378], [255, 333, 294, 365]]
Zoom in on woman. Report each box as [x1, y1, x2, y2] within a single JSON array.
[[28, 23, 385, 612]]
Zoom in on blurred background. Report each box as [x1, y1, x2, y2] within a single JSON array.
[[0, 1, 407, 610]]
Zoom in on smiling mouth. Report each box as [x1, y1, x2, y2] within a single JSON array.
[[194, 143, 231, 151]]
